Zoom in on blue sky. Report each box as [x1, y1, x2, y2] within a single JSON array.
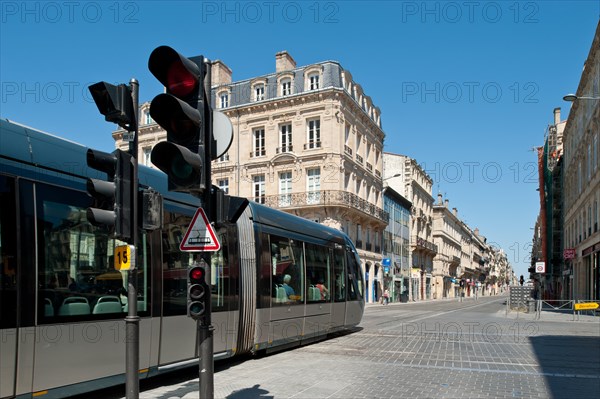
[[1, 1, 599, 278]]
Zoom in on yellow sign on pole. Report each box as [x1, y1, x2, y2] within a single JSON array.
[[114, 245, 136, 271], [574, 302, 599, 311]]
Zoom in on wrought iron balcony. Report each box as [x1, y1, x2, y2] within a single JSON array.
[[263, 190, 389, 223], [411, 235, 438, 253]]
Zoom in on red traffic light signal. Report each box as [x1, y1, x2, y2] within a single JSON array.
[[148, 45, 208, 194], [188, 265, 209, 321]]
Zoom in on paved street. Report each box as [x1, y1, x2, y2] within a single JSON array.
[[86, 295, 600, 399]]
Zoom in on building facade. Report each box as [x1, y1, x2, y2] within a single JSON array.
[[382, 186, 411, 303], [562, 22, 600, 301], [383, 154, 437, 300], [432, 194, 462, 299]]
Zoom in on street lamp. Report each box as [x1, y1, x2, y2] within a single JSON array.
[[563, 94, 600, 102]]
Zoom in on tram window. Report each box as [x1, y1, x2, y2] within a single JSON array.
[[333, 246, 346, 302], [270, 234, 304, 305], [305, 243, 331, 302], [346, 249, 364, 300], [162, 208, 193, 316], [36, 183, 149, 322], [162, 208, 231, 315], [0, 175, 17, 329]]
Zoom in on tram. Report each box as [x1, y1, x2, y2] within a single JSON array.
[[0, 119, 365, 398]]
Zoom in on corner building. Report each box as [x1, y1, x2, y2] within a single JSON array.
[[116, 51, 388, 304]]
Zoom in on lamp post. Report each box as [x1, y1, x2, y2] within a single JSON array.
[[562, 94, 600, 101]]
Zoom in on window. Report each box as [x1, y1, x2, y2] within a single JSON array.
[[270, 234, 304, 305], [279, 171, 292, 207], [306, 119, 321, 149], [279, 124, 293, 153], [220, 92, 229, 108], [36, 183, 149, 322], [218, 178, 229, 194], [143, 147, 151, 167], [254, 84, 265, 101], [308, 73, 320, 90], [333, 246, 346, 302], [281, 78, 292, 96], [162, 205, 233, 315], [306, 243, 331, 303], [307, 168, 321, 204], [356, 224, 362, 248], [218, 153, 230, 162], [0, 175, 17, 328], [252, 128, 266, 157], [253, 175, 265, 204], [143, 110, 153, 125]]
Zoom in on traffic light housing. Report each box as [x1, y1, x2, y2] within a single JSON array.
[[148, 45, 209, 194], [188, 264, 210, 322], [89, 82, 136, 132], [86, 148, 134, 241]]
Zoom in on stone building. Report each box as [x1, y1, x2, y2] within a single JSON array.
[[432, 194, 462, 299], [383, 154, 437, 300], [562, 22, 600, 301]]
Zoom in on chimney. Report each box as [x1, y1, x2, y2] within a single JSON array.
[[276, 51, 296, 73], [553, 107, 561, 125], [452, 207, 458, 217], [211, 60, 232, 86], [475, 228, 480, 236], [444, 199, 449, 208], [437, 193, 443, 205]]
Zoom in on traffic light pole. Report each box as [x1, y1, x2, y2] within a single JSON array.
[[125, 78, 140, 399], [198, 58, 214, 399]]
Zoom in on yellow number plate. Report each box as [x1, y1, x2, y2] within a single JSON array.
[[114, 245, 135, 271]]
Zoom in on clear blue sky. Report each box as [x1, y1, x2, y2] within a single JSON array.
[[2, 1, 599, 278]]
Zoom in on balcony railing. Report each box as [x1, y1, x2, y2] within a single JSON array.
[[276, 145, 293, 154], [344, 145, 353, 156], [356, 154, 363, 164], [304, 141, 322, 150], [263, 190, 389, 223], [366, 162, 373, 172], [411, 235, 438, 253]]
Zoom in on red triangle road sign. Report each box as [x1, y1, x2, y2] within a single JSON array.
[[180, 208, 221, 252]]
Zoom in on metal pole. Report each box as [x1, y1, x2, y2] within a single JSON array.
[[125, 78, 140, 399], [198, 58, 214, 399]]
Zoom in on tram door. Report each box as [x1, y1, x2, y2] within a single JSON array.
[[0, 175, 17, 398], [329, 246, 346, 328]]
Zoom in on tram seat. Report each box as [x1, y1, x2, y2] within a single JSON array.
[[309, 286, 321, 301], [44, 298, 54, 317], [93, 296, 122, 314], [58, 297, 90, 316], [275, 286, 287, 302]]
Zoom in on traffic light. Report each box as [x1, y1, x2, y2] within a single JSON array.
[[188, 264, 209, 322], [148, 45, 209, 194], [86, 148, 134, 241], [519, 275, 525, 286], [89, 82, 136, 132]]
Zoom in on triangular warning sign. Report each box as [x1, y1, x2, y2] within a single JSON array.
[[180, 208, 221, 252]]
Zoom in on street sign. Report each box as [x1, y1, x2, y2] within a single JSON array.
[[180, 207, 221, 252], [563, 248, 576, 260], [535, 261, 545, 273], [574, 302, 599, 311], [114, 245, 136, 270]]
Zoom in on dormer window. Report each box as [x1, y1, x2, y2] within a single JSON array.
[[254, 84, 265, 101], [281, 78, 292, 96], [219, 91, 229, 108], [143, 109, 153, 125], [304, 67, 322, 92], [309, 73, 320, 90]]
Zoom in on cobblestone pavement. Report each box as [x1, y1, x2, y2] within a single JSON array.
[[91, 295, 599, 399]]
